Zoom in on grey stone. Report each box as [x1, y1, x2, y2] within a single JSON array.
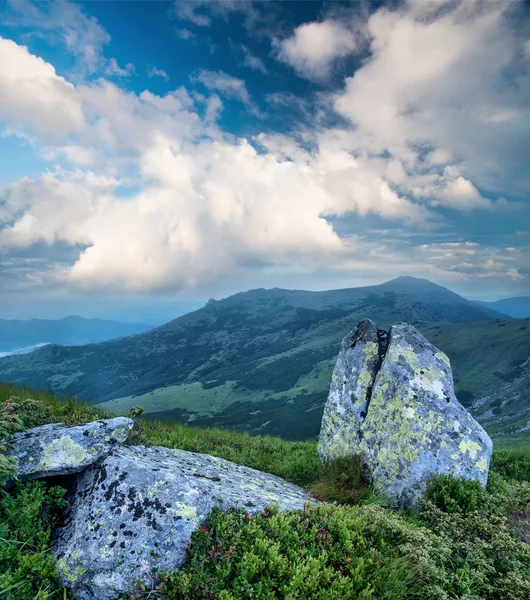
[[318, 320, 492, 508], [7, 417, 134, 481], [53, 444, 314, 600]]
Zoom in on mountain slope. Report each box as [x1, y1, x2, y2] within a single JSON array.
[[477, 297, 530, 318], [0, 316, 152, 353], [1, 277, 524, 442]]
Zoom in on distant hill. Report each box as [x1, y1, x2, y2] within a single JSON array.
[[1, 276, 525, 442], [0, 316, 152, 354], [476, 297, 530, 319]]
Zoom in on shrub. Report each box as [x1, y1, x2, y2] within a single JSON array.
[[491, 448, 530, 483], [423, 474, 487, 515], [419, 501, 530, 599], [139, 503, 445, 600], [0, 481, 69, 599]]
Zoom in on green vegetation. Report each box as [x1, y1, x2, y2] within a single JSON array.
[[1, 383, 530, 599], [0, 482, 69, 599], [2, 277, 527, 443]]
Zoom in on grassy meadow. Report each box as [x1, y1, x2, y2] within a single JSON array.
[[1, 382, 529, 599]]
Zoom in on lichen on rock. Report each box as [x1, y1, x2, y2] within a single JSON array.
[[6, 417, 134, 481], [318, 320, 493, 508], [53, 444, 314, 600]]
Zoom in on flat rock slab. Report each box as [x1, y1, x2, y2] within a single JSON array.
[[7, 417, 133, 481], [53, 445, 314, 600], [319, 320, 492, 508]]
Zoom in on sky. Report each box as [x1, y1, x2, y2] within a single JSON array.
[[0, 0, 529, 324]]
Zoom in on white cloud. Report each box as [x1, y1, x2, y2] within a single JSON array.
[[0, 37, 84, 140], [333, 2, 530, 203], [276, 20, 358, 80], [105, 58, 135, 78], [239, 44, 268, 74], [148, 66, 169, 81], [175, 28, 195, 40], [193, 70, 252, 106], [417, 241, 526, 281], [3, 0, 135, 78], [1, 3, 529, 298], [172, 0, 251, 27]]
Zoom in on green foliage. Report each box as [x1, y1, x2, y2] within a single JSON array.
[[0, 481, 69, 599], [490, 448, 530, 483], [423, 474, 487, 515], [127, 405, 144, 418], [419, 500, 530, 599], [139, 503, 444, 600], [2, 383, 530, 600]]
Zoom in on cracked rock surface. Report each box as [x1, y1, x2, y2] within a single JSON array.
[[318, 319, 492, 508], [7, 417, 134, 481], [53, 444, 314, 600]]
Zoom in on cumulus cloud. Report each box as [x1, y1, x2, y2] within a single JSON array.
[[0, 37, 84, 140], [276, 20, 358, 80], [333, 1, 530, 203], [1, 2, 529, 298]]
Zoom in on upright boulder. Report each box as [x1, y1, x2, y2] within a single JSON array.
[[53, 444, 313, 600], [7, 417, 133, 481], [318, 320, 492, 508]]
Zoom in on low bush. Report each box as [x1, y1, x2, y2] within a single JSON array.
[[422, 473, 487, 515], [135, 503, 445, 600], [1, 383, 530, 600], [0, 481, 69, 600]]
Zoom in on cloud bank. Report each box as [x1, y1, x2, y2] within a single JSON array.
[[0, 0, 529, 300]]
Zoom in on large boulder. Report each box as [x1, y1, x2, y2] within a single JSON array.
[[318, 320, 492, 508], [53, 444, 314, 600], [7, 417, 133, 481]]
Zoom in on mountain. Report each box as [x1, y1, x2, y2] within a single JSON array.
[[2, 276, 524, 442], [0, 315, 152, 354], [476, 297, 530, 319]]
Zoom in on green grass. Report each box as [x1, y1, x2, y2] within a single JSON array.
[[1, 382, 530, 600]]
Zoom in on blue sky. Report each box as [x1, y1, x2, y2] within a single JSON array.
[[0, 0, 529, 323]]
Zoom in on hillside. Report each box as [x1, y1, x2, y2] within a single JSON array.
[[0, 315, 152, 354], [1, 277, 526, 442], [477, 297, 530, 318], [1, 382, 530, 600]]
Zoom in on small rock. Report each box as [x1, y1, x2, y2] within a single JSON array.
[[53, 445, 313, 600], [6, 417, 134, 482], [318, 321, 493, 508]]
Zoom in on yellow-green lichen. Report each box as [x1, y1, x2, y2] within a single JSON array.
[[56, 553, 86, 584], [476, 457, 488, 472], [39, 436, 89, 470], [173, 502, 198, 520], [459, 439, 482, 460]]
